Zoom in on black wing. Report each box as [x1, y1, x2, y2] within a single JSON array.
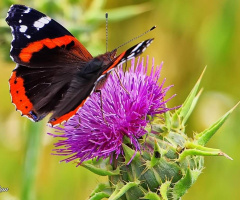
[[7, 5, 93, 123]]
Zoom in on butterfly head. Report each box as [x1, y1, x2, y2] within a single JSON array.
[[94, 49, 117, 67], [105, 48, 117, 61]]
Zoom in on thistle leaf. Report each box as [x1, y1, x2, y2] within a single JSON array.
[[172, 168, 192, 199], [150, 140, 162, 167], [144, 191, 162, 200], [171, 111, 181, 129], [196, 102, 239, 146], [175, 67, 206, 125], [122, 143, 140, 165], [108, 181, 140, 200], [89, 192, 110, 200], [178, 144, 233, 162], [89, 183, 110, 197], [164, 109, 171, 131], [182, 88, 203, 125], [159, 181, 171, 200], [81, 161, 120, 176]]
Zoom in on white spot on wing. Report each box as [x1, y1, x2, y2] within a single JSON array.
[[132, 42, 143, 53], [19, 19, 22, 23], [33, 16, 51, 30], [127, 53, 135, 59], [24, 7, 31, 13], [25, 34, 31, 39], [19, 25, 27, 33]]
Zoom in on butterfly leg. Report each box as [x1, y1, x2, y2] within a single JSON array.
[[74, 117, 82, 128], [95, 89, 108, 124], [114, 69, 130, 95]]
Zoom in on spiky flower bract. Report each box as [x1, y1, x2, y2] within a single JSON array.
[[49, 57, 174, 164]]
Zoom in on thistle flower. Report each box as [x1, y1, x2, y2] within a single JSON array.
[[49, 57, 175, 164], [49, 58, 237, 200]]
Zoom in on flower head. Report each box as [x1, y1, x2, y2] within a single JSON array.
[[49, 57, 175, 164]]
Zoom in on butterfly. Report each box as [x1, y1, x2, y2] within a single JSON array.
[[6, 4, 154, 126]]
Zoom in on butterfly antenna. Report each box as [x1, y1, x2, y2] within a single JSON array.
[[105, 13, 108, 52], [115, 25, 156, 50]]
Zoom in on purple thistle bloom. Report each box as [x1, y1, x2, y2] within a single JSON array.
[[49, 57, 175, 164]]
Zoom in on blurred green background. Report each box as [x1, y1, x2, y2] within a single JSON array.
[[0, 0, 239, 199]]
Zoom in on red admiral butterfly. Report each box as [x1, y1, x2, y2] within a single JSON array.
[[6, 4, 154, 126]]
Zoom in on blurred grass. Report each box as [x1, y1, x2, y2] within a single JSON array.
[[21, 121, 43, 200], [0, 0, 239, 200]]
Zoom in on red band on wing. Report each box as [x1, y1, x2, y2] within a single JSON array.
[[48, 99, 87, 126], [9, 71, 34, 118], [102, 51, 126, 75], [19, 35, 91, 63]]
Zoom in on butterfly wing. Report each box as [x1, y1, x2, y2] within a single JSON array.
[[6, 4, 92, 66], [6, 5, 93, 122], [101, 39, 154, 75], [49, 39, 154, 126]]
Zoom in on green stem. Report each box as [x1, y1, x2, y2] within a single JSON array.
[[21, 121, 44, 200]]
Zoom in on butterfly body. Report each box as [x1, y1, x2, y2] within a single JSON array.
[[6, 4, 153, 126]]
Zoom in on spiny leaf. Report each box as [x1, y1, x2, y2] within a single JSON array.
[[175, 67, 206, 125], [172, 168, 192, 199], [81, 161, 120, 176], [109, 181, 140, 200], [89, 192, 110, 200], [196, 102, 239, 146], [160, 181, 171, 200], [150, 140, 162, 167], [178, 145, 232, 162], [144, 191, 161, 200], [164, 109, 171, 131], [182, 88, 203, 125], [122, 143, 140, 165], [90, 183, 109, 197], [171, 111, 181, 129]]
